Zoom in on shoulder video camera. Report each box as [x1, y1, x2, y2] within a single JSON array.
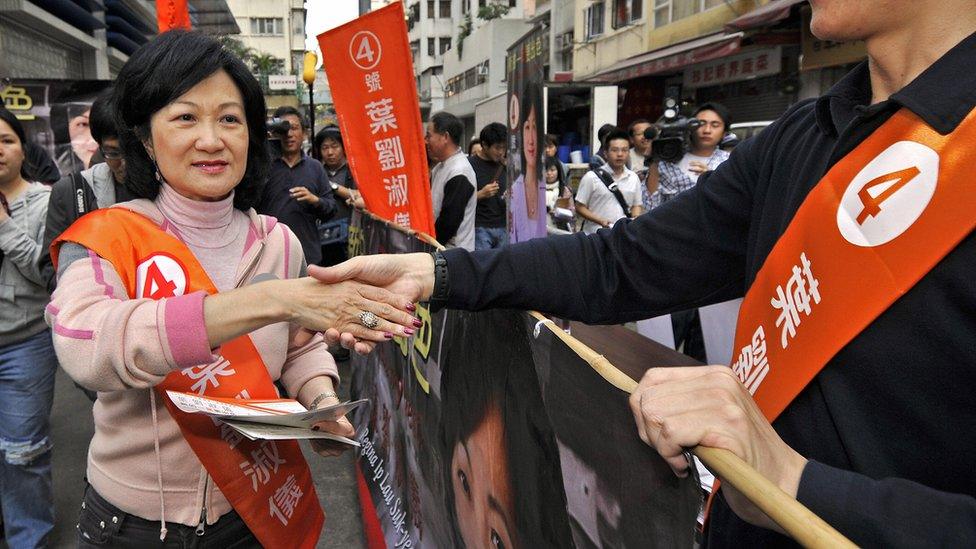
[[266, 117, 292, 159], [643, 98, 702, 164]]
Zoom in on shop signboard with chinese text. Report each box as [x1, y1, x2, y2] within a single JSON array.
[[683, 47, 782, 89]]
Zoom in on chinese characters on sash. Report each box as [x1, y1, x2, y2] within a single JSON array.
[[733, 252, 821, 395]]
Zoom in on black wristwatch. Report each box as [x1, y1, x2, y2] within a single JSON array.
[[429, 250, 449, 310]]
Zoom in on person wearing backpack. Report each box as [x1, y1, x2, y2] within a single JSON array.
[[574, 128, 643, 234], [39, 92, 134, 293]]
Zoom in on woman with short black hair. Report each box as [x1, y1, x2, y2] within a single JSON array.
[[48, 31, 417, 547]]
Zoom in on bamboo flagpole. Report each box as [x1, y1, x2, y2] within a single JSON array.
[[528, 312, 856, 549]]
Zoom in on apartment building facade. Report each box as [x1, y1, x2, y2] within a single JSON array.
[[0, 0, 237, 80]]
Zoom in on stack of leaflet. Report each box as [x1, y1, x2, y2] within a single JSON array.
[[167, 391, 366, 446]]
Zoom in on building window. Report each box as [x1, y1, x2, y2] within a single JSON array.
[[585, 2, 605, 40], [440, 37, 452, 54], [612, 0, 642, 29], [428, 0, 436, 17], [428, 38, 435, 56], [462, 0, 468, 14], [653, 0, 671, 28], [440, 0, 452, 18], [700, 0, 725, 10], [291, 10, 304, 37], [250, 17, 284, 36], [509, 0, 516, 6]]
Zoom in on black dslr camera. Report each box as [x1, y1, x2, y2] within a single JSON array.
[[643, 98, 702, 164], [266, 117, 292, 159]]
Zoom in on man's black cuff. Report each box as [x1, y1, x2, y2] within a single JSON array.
[[429, 250, 449, 311]]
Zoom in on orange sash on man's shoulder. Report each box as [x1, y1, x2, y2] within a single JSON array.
[[729, 106, 976, 423], [53, 208, 323, 549], [703, 106, 976, 527]]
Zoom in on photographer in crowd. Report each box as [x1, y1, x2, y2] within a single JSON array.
[[257, 106, 336, 266], [648, 102, 731, 209]]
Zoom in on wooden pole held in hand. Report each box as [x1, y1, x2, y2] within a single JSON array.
[[529, 313, 856, 549]]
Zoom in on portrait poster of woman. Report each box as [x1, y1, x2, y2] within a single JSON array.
[[506, 31, 547, 243]]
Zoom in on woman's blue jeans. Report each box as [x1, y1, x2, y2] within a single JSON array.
[[0, 330, 57, 548]]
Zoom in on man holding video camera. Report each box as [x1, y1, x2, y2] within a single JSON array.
[[257, 106, 337, 266], [648, 102, 731, 209]]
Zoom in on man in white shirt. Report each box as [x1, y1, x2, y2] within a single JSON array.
[[426, 111, 478, 250], [575, 128, 643, 234]]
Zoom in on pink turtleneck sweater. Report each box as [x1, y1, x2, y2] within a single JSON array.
[[46, 186, 338, 527], [155, 183, 248, 292]]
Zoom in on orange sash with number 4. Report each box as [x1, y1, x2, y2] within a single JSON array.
[[703, 107, 976, 527], [729, 106, 976, 422], [53, 208, 323, 549]]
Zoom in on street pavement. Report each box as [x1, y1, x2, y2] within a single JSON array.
[[41, 360, 365, 548]]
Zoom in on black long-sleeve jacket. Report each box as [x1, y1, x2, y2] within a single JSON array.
[[440, 33, 976, 547]]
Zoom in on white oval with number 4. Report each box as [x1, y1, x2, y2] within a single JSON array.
[[836, 140, 939, 247], [136, 254, 187, 299]]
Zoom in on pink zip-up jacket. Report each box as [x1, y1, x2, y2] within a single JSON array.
[[46, 198, 337, 529]]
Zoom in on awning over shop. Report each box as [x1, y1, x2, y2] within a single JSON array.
[[586, 32, 743, 83], [725, 0, 806, 32]]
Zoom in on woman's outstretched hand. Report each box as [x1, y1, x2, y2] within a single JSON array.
[[284, 278, 419, 343], [307, 253, 436, 355], [203, 274, 421, 353]]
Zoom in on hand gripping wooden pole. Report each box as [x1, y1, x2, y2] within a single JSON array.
[[529, 313, 856, 549]]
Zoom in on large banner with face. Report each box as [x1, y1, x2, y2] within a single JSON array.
[[2, 80, 113, 182], [318, 3, 436, 236], [346, 211, 699, 548], [505, 28, 547, 243]]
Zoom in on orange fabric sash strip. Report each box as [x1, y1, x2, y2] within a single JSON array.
[[54, 209, 323, 549], [730, 106, 976, 423]]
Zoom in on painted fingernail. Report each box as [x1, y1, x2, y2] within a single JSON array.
[[384, 332, 394, 339], [405, 303, 416, 312], [403, 327, 415, 336], [412, 318, 423, 328]]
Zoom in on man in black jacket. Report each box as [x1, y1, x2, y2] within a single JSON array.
[[310, 2, 976, 545], [39, 93, 133, 292], [257, 106, 336, 266]]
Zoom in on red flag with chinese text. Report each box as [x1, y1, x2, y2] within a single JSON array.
[[318, 2, 435, 236], [156, 0, 191, 32]]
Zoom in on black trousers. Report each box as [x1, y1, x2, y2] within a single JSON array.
[[77, 485, 261, 548]]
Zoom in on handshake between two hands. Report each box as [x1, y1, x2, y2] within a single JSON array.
[[305, 252, 436, 356]]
